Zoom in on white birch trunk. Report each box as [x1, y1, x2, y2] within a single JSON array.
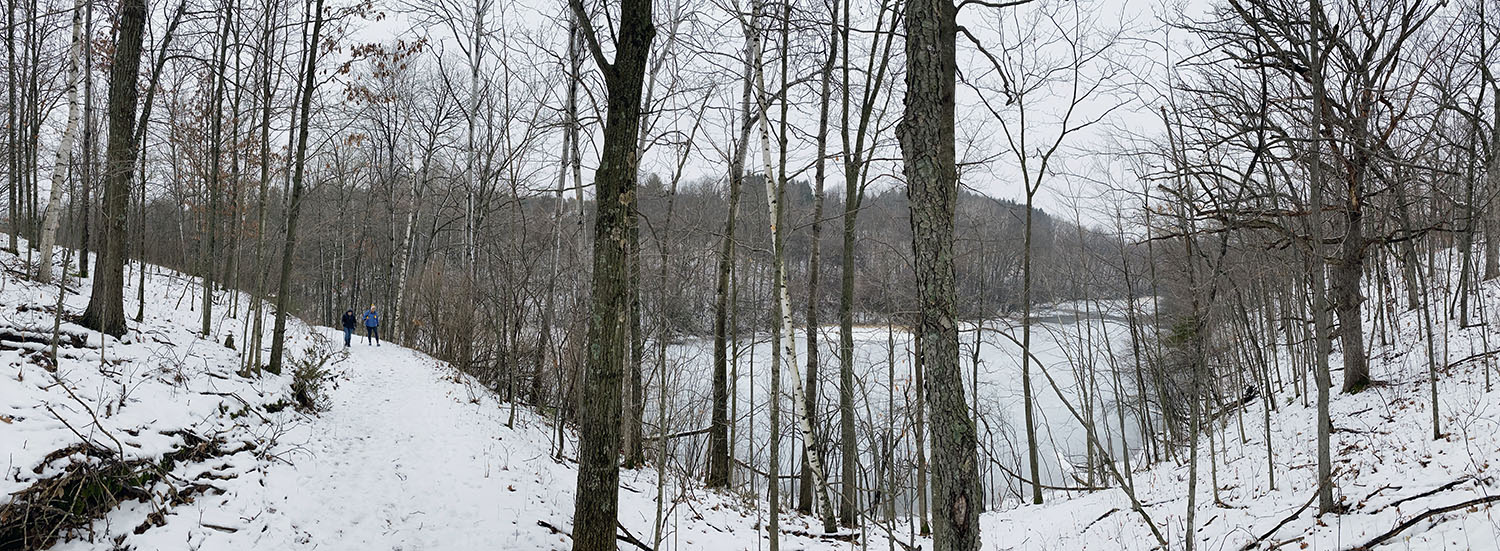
[[36, 0, 86, 284], [392, 142, 425, 343], [753, 33, 839, 532]]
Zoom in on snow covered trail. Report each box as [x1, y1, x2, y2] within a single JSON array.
[[252, 333, 545, 549], [74, 327, 872, 551], [88, 328, 578, 550]]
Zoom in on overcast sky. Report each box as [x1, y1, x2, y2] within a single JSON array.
[[193, 0, 1210, 229]]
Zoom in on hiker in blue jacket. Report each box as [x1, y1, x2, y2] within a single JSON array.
[[340, 309, 357, 347], [362, 305, 381, 346]]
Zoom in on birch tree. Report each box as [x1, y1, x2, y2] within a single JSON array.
[[35, 0, 86, 284]]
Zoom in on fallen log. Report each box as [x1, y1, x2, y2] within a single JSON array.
[[1347, 494, 1500, 550]]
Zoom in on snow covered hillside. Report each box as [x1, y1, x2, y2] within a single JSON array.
[[5, 238, 1497, 551], [982, 271, 1500, 550], [0, 247, 911, 551], [0, 243, 315, 550]]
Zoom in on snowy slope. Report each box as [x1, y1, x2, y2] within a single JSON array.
[[0, 242, 331, 549], [0, 245, 909, 551], [982, 271, 1500, 549], [10, 236, 1496, 550], [52, 326, 914, 550]]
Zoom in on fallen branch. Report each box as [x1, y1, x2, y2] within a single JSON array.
[[784, 527, 859, 542], [1348, 494, 1500, 550], [1239, 486, 1319, 550], [1444, 348, 1500, 370], [615, 521, 652, 551], [734, 458, 801, 480], [1370, 478, 1471, 515], [1084, 508, 1121, 533], [642, 426, 711, 441], [990, 458, 1107, 492], [534, 519, 651, 551]]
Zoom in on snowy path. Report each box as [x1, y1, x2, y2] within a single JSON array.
[[60, 329, 585, 551], [49, 326, 892, 551], [248, 331, 569, 550], [231, 331, 862, 551]]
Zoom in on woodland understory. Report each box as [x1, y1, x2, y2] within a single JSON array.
[[3, 0, 1500, 549]]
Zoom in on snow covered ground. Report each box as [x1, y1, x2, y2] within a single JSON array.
[[980, 278, 1500, 549], [0, 244, 909, 550], [6, 238, 1498, 551], [38, 331, 916, 551]]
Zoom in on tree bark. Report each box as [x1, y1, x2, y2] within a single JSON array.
[[80, 0, 148, 337], [623, 192, 645, 469], [567, 0, 655, 548], [898, 0, 982, 548], [1332, 207, 1369, 393], [36, 0, 85, 284]]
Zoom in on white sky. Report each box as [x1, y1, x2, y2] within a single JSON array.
[[334, 0, 1223, 226], [23, 0, 1210, 230]]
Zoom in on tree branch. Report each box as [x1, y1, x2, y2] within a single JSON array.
[[567, 0, 612, 75], [957, 0, 1037, 11]]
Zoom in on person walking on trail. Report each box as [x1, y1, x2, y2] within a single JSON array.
[[340, 309, 357, 348], [362, 305, 381, 346]]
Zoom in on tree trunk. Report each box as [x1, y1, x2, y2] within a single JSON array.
[[393, 136, 429, 346], [1307, 0, 1336, 513], [266, 0, 325, 374], [836, 150, 859, 528], [898, 0, 982, 549], [567, 0, 654, 547], [6, 0, 16, 254], [798, 12, 835, 515], [707, 7, 758, 490], [80, 0, 148, 337], [35, 0, 85, 284], [623, 193, 645, 469], [1021, 191, 1042, 505], [1332, 212, 1368, 393], [79, 0, 92, 278], [754, 0, 839, 530], [1486, 95, 1500, 282], [200, 6, 233, 337], [913, 326, 930, 535]]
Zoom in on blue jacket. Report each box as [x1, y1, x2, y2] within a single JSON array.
[[363, 310, 380, 327]]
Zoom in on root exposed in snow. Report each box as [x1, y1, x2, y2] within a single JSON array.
[[0, 432, 238, 551]]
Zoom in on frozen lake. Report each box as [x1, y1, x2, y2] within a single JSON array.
[[648, 299, 1150, 516]]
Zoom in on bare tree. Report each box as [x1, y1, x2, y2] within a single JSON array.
[[35, 0, 85, 284], [567, 0, 655, 547], [81, 0, 149, 336], [898, 0, 985, 547], [267, 0, 328, 374]]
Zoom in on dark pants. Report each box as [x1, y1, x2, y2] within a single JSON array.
[[365, 325, 380, 345], [343, 326, 353, 347]]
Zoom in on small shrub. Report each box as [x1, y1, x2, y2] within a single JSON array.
[[290, 341, 340, 413]]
